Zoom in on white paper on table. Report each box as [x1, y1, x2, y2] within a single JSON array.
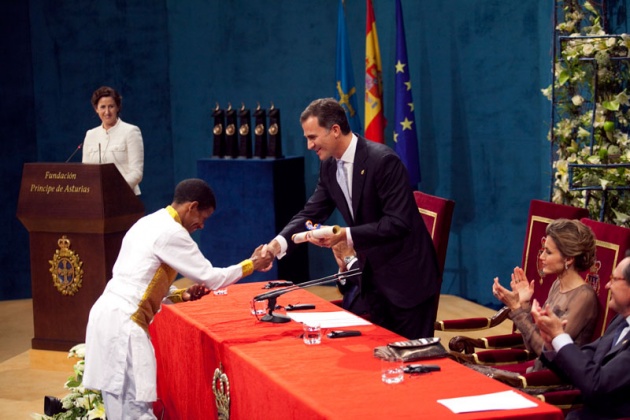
[[286, 311, 371, 328], [437, 390, 538, 414]]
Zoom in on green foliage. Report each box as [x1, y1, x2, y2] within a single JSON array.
[[544, 1, 630, 226], [31, 344, 106, 420]]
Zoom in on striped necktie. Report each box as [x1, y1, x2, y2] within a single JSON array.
[[336, 159, 353, 219]]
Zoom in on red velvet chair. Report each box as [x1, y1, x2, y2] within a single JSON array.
[[413, 191, 455, 325], [437, 200, 589, 362]]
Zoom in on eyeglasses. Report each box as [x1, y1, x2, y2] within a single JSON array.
[[610, 275, 626, 283]]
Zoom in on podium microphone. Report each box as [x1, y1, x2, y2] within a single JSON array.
[[252, 268, 361, 323], [65, 143, 83, 163]]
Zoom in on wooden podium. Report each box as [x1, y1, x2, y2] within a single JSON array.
[[16, 163, 144, 351]]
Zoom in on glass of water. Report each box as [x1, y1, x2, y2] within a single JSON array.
[[302, 322, 322, 345], [380, 355, 404, 384]]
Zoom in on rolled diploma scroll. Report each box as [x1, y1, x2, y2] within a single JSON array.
[[292, 225, 340, 244]]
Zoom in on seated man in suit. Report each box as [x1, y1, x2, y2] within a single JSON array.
[[531, 255, 630, 420]]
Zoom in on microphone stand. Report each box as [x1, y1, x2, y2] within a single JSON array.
[[65, 143, 83, 163], [253, 268, 361, 323]]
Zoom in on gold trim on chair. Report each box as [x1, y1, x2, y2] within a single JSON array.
[[524, 215, 554, 284], [418, 208, 438, 238], [593, 238, 618, 337]]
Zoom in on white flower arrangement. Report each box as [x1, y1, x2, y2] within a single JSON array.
[[544, 0, 630, 227], [31, 344, 106, 420]]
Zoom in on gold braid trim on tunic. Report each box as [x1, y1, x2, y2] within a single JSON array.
[[131, 205, 182, 332], [131, 264, 178, 332]]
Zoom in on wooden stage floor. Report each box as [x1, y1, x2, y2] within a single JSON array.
[[0, 287, 512, 419]]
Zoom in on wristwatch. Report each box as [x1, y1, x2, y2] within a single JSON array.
[[343, 255, 358, 268]]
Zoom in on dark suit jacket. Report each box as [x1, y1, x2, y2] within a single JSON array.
[[541, 314, 630, 419], [279, 136, 440, 308]]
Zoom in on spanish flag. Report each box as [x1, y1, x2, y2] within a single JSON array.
[[364, 0, 385, 143]]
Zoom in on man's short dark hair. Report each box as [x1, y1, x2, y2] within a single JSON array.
[[173, 179, 216, 211], [300, 98, 351, 135]]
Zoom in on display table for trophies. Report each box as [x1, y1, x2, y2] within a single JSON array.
[[197, 157, 308, 283], [16, 163, 144, 351]]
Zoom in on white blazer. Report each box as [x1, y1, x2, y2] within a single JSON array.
[[82, 118, 144, 195]]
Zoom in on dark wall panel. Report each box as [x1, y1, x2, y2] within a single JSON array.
[[8, 0, 624, 307]]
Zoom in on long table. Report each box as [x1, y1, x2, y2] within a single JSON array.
[[149, 282, 563, 419]]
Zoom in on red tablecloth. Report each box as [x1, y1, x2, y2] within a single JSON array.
[[150, 282, 563, 420]]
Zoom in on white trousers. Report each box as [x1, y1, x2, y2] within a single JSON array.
[[102, 339, 157, 420]]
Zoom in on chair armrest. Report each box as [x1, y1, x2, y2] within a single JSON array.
[[449, 347, 534, 365], [448, 332, 525, 354], [435, 306, 511, 331]]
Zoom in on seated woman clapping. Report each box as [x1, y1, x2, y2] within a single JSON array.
[[491, 218, 598, 373]]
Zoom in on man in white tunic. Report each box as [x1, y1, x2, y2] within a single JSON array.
[[83, 178, 271, 419]]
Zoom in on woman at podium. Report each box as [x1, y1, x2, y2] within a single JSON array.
[[82, 86, 144, 195]]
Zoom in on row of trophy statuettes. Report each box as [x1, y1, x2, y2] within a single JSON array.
[[212, 103, 283, 159]]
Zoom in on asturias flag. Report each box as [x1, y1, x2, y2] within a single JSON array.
[[335, 0, 362, 134], [364, 0, 385, 143], [394, 0, 421, 186]]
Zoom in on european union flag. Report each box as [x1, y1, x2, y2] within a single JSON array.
[[394, 0, 421, 186], [335, 0, 362, 134]]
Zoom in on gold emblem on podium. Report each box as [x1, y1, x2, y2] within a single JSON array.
[[213, 124, 223, 135], [49, 236, 83, 296], [239, 124, 250, 136], [226, 123, 236, 136], [268, 123, 279, 135], [212, 363, 231, 419]]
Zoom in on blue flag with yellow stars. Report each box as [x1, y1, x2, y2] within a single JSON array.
[[394, 0, 421, 186], [335, 0, 362, 134]]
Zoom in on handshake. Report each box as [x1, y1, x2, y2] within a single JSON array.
[[249, 244, 276, 272], [247, 223, 350, 274]]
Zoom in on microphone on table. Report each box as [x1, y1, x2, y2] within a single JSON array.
[[65, 143, 83, 163], [252, 268, 362, 323]]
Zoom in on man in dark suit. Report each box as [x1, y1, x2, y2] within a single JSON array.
[[532, 255, 630, 420], [263, 98, 440, 339]]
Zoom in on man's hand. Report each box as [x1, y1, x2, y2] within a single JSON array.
[[309, 227, 347, 249], [251, 244, 275, 272], [531, 299, 567, 348], [258, 241, 280, 272], [183, 284, 210, 302], [332, 240, 355, 272]]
